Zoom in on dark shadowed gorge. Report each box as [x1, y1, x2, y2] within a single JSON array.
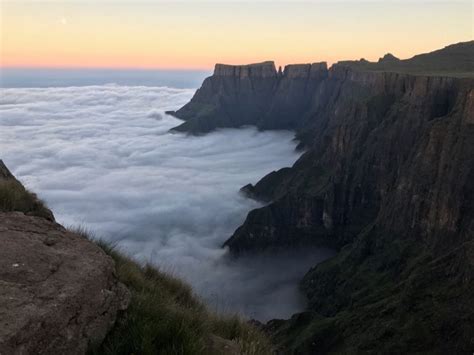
[[168, 41, 474, 353]]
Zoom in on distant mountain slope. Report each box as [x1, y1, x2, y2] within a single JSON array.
[[338, 41, 474, 77]]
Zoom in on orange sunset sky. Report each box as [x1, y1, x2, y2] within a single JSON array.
[[1, 0, 473, 70]]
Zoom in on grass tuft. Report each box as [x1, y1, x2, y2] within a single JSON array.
[[79, 232, 272, 355], [0, 180, 53, 220]]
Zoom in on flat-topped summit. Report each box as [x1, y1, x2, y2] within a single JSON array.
[[214, 61, 277, 77], [283, 62, 328, 78], [212, 61, 328, 79]]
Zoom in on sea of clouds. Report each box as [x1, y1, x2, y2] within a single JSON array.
[[0, 84, 333, 320]]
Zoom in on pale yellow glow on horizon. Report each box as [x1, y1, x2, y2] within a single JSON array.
[[1, 1, 472, 69]]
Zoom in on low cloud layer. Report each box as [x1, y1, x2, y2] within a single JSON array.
[[0, 84, 333, 320]]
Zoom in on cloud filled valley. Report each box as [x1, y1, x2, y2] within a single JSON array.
[[0, 84, 334, 320]]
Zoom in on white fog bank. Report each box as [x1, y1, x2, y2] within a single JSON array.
[[0, 84, 334, 320]]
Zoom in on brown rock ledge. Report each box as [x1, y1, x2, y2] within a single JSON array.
[[0, 212, 130, 355], [214, 61, 277, 78]]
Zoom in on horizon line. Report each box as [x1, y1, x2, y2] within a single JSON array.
[[2, 39, 470, 73], [0, 65, 214, 71]]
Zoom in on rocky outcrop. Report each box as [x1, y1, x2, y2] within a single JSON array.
[[377, 53, 400, 63], [214, 61, 277, 78], [171, 41, 474, 353], [166, 62, 278, 133], [0, 212, 130, 354], [0, 164, 130, 354], [167, 61, 328, 132]]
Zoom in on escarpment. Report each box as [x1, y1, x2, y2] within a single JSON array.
[[171, 41, 474, 353], [167, 61, 328, 132], [214, 61, 277, 78], [226, 71, 473, 254], [256, 72, 474, 353]]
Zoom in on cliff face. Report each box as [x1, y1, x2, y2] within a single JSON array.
[[259, 62, 328, 130], [253, 70, 474, 353], [170, 42, 474, 352], [226, 71, 473, 254], [169, 41, 473, 135], [168, 61, 328, 132]]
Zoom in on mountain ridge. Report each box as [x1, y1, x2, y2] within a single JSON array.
[[167, 41, 473, 135], [169, 41, 474, 353]]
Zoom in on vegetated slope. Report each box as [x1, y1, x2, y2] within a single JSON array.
[[170, 41, 474, 353], [0, 161, 272, 355], [87, 236, 272, 355], [0, 160, 54, 220]]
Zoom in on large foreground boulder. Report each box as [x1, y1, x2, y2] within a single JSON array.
[[0, 212, 130, 354]]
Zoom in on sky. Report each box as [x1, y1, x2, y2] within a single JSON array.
[[1, 0, 472, 69]]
